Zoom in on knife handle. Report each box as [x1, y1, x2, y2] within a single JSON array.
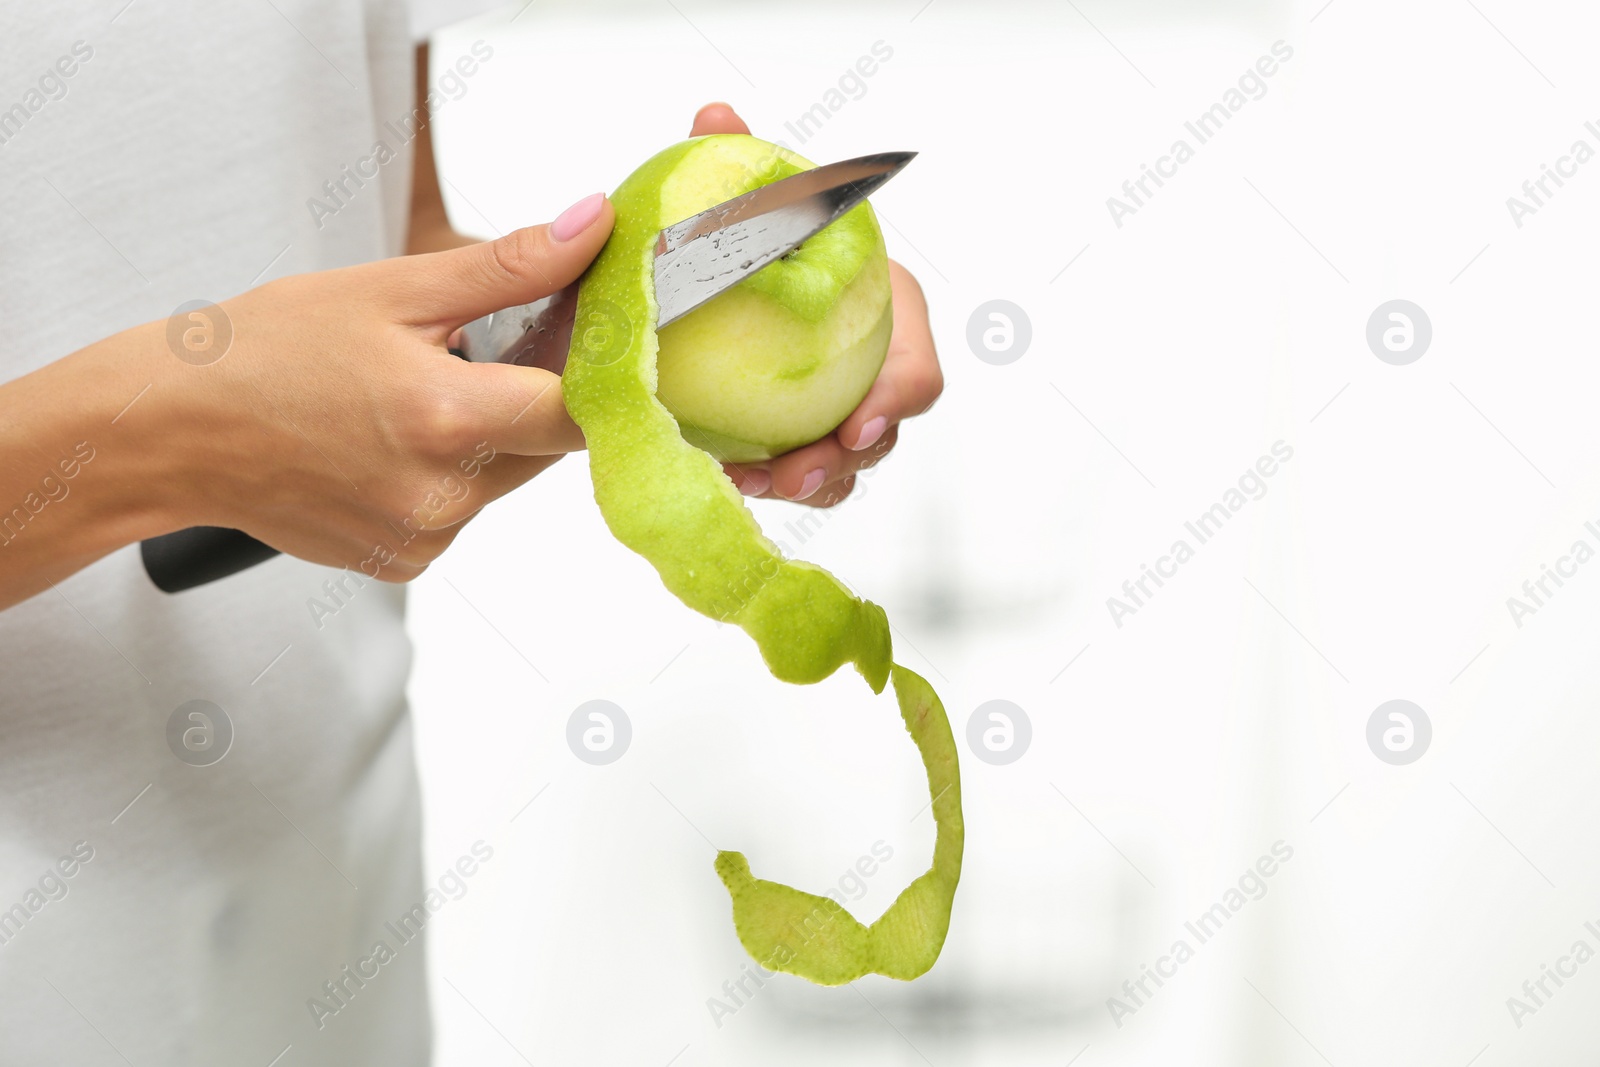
[[141, 526, 281, 593], [140, 290, 580, 594]]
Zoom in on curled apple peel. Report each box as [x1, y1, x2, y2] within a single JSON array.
[[715, 666, 962, 984], [562, 135, 962, 984]]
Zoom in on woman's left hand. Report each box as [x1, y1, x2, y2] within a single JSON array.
[[688, 103, 945, 509]]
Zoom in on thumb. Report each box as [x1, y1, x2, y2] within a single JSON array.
[[691, 102, 751, 136], [394, 193, 614, 336]]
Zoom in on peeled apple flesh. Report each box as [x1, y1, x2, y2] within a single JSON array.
[[653, 135, 893, 464]]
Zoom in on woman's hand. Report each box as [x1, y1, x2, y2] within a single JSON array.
[[687, 103, 945, 509], [0, 193, 614, 608], [155, 196, 617, 581]]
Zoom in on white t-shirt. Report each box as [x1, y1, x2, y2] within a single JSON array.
[[0, 3, 497, 1063]]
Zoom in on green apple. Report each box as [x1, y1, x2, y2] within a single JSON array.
[[651, 135, 893, 463], [561, 134, 960, 987]]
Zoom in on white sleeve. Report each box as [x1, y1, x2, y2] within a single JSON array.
[[409, 0, 509, 41]]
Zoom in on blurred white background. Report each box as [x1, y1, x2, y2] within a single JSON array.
[[409, 1, 1600, 1063]]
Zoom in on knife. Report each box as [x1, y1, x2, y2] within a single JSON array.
[[140, 149, 917, 593]]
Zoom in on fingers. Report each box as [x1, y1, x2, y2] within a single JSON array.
[[364, 454, 566, 581], [382, 194, 611, 461], [726, 466, 772, 498], [395, 450, 567, 531], [460, 451, 567, 509], [724, 425, 897, 509], [415, 361, 586, 460], [834, 260, 943, 451], [469, 363, 585, 457], [382, 522, 466, 573], [387, 194, 615, 335], [690, 102, 752, 137], [718, 261, 940, 510]]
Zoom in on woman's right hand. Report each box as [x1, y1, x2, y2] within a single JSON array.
[[0, 192, 614, 608]]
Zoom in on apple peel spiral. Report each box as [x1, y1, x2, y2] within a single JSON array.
[[562, 134, 962, 984]]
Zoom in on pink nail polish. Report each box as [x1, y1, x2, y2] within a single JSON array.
[[738, 469, 771, 497], [851, 416, 887, 451], [550, 193, 606, 242], [793, 468, 826, 501]]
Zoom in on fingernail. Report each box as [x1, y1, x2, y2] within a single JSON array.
[[791, 468, 826, 501], [850, 416, 887, 451], [737, 469, 771, 497], [551, 193, 606, 242]]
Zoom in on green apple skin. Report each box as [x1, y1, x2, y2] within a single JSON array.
[[561, 137, 963, 985], [650, 135, 893, 463]]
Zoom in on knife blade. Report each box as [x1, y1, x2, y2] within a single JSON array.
[[142, 149, 916, 593], [455, 149, 915, 369]]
